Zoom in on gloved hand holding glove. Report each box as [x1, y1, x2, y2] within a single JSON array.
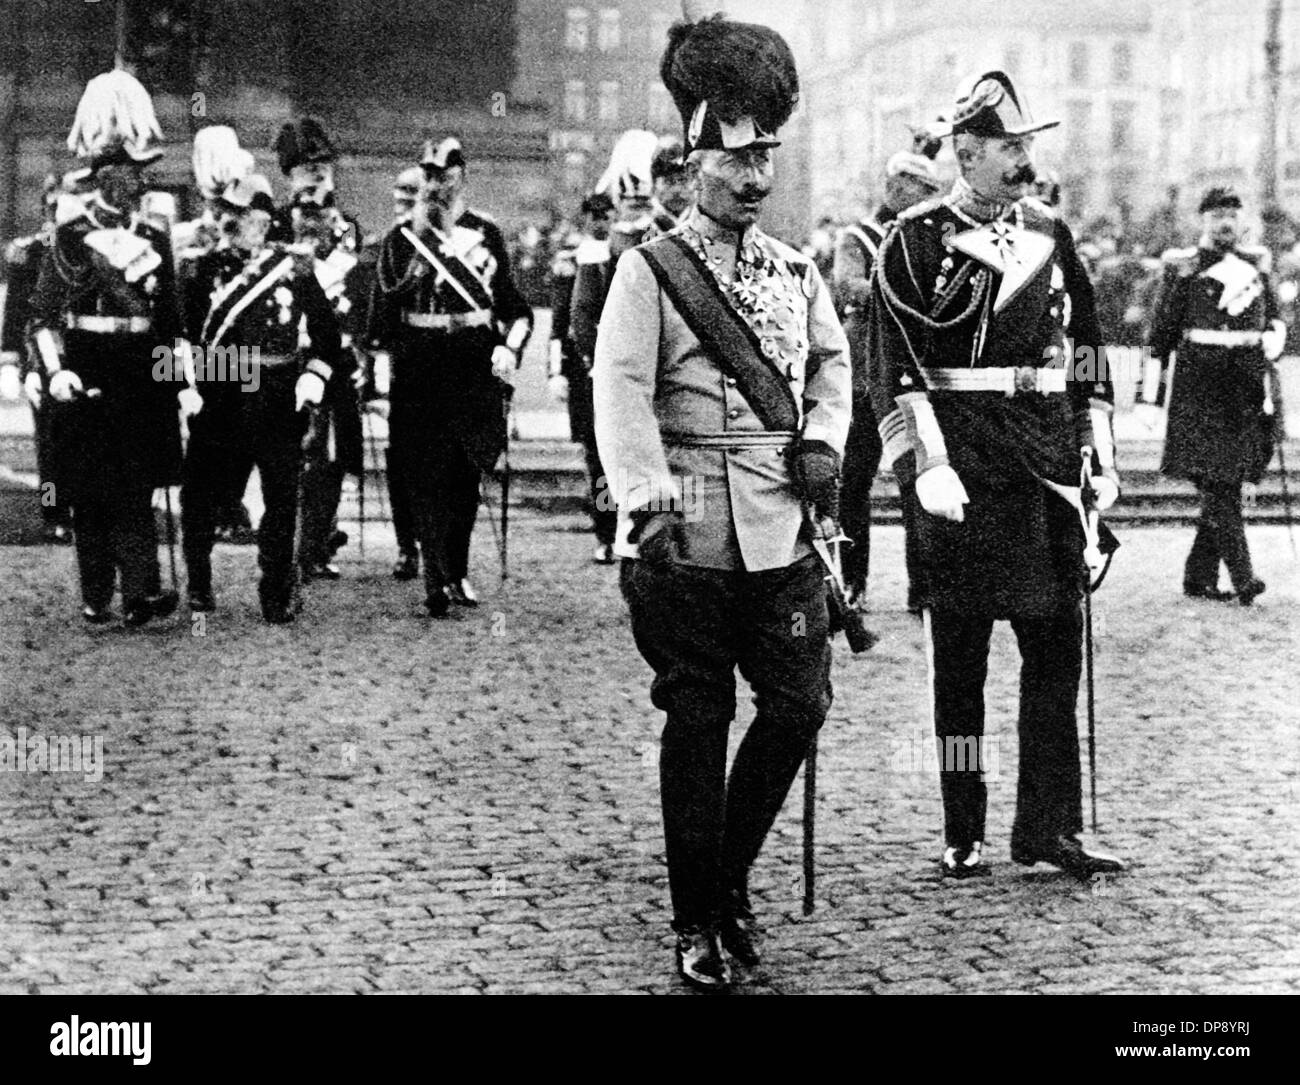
[[48, 370, 84, 403], [491, 345, 517, 380], [794, 439, 841, 519], [178, 386, 204, 419], [295, 371, 326, 412], [631, 509, 687, 569]]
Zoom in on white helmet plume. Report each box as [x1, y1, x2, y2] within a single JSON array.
[[192, 126, 253, 199], [595, 129, 658, 201], [66, 69, 163, 161]]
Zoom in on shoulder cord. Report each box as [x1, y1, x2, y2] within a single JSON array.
[[876, 226, 990, 331]]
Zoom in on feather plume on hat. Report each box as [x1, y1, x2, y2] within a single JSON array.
[[274, 118, 338, 175], [595, 129, 658, 201], [660, 5, 799, 155], [66, 69, 163, 168], [192, 126, 254, 200]]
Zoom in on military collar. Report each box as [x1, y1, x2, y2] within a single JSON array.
[[682, 206, 762, 263], [945, 176, 1018, 226]]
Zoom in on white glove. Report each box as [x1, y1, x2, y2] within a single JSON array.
[[23, 371, 43, 409], [295, 371, 326, 411], [48, 369, 84, 402], [371, 351, 392, 396], [549, 374, 568, 402], [1262, 321, 1286, 362], [1090, 473, 1119, 512], [491, 344, 517, 379], [915, 464, 969, 523], [363, 396, 390, 420], [0, 364, 20, 402], [178, 386, 204, 419]]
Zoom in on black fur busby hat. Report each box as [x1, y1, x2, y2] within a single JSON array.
[[660, 6, 799, 156], [651, 136, 686, 181], [1199, 185, 1242, 214], [274, 118, 337, 175]]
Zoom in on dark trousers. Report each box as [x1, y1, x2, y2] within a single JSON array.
[[840, 401, 882, 592], [216, 453, 254, 530], [33, 403, 71, 528], [568, 372, 616, 546], [71, 478, 161, 609], [621, 554, 832, 930], [181, 374, 303, 608], [1185, 480, 1254, 592], [299, 416, 343, 567], [385, 444, 419, 557], [900, 484, 927, 611], [925, 604, 1084, 851], [390, 409, 482, 593]]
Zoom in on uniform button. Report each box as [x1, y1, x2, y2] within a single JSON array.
[[727, 408, 741, 420], [725, 377, 737, 387]]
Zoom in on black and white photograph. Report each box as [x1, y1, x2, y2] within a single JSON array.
[[0, 0, 1294, 1042]]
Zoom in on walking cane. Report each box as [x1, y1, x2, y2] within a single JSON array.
[[357, 410, 368, 561], [162, 485, 179, 597], [1080, 449, 1101, 834], [1277, 440, 1297, 558], [802, 736, 817, 916], [500, 385, 514, 583]]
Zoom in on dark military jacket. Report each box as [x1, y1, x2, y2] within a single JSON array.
[[28, 214, 184, 487], [2, 230, 49, 376], [868, 193, 1113, 616], [1147, 244, 1282, 485], [366, 207, 534, 469]]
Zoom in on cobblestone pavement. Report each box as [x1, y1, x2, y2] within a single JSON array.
[[0, 518, 1297, 995]]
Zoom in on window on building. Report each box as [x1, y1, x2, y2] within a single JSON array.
[[1110, 101, 1135, 153], [1067, 99, 1090, 144], [1113, 42, 1132, 84], [648, 83, 675, 130], [597, 9, 621, 52], [598, 80, 620, 124], [1068, 41, 1088, 84], [564, 79, 587, 123], [566, 7, 589, 51]]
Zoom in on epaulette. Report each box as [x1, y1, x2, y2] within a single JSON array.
[[574, 236, 610, 266], [4, 236, 35, 265], [1160, 246, 1198, 276]]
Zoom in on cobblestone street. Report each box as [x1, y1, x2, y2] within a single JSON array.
[[0, 518, 1297, 995]]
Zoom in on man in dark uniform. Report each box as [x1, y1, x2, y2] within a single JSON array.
[[0, 176, 72, 543], [832, 151, 940, 611], [292, 197, 366, 581], [362, 166, 425, 581], [595, 13, 851, 991], [869, 70, 1126, 881], [180, 175, 341, 623], [28, 71, 183, 626], [650, 136, 692, 235], [367, 137, 533, 616], [547, 192, 616, 560], [1142, 186, 1284, 605]]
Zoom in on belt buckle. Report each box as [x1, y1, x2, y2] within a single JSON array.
[[1012, 366, 1038, 396]]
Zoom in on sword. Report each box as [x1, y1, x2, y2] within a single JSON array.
[[802, 735, 817, 916], [1080, 449, 1100, 834]]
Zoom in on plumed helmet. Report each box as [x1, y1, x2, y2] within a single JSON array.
[[660, 7, 799, 156], [192, 126, 254, 201], [420, 137, 467, 172], [948, 70, 1058, 139], [274, 117, 338, 175], [66, 69, 164, 172], [1199, 185, 1243, 213], [595, 129, 657, 201]]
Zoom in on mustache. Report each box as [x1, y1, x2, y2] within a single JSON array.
[[1005, 164, 1037, 185], [735, 187, 770, 202]]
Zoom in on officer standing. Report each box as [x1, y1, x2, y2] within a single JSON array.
[[367, 137, 533, 616], [594, 12, 851, 990], [180, 175, 341, 623], [0, 176, 72, 543], [869, 70, 1126, 881], [1143, 186, 1284, 605], [27, 71, 184, 626], [832, 151, 941, 611]]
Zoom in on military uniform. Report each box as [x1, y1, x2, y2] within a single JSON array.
[[181, 236, 341, 619], [1146, 238, 1282, 599], [870, 146, 1119, 871], [27, 211, 184, 617], [595, 204, 851, 947], [2, 225, 72, 538], [294, 207, 367, 576], [367, 205, 533, 609]]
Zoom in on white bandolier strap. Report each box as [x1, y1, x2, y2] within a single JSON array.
[[34, 328, 62, 374], [896, 392, 950, 473], [400, 310, 492, 331], [921, 365, 1067, 396], [304, 358, 333, 382], [547, 339, 563, 378], [1088, 400, 1116, 470]]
